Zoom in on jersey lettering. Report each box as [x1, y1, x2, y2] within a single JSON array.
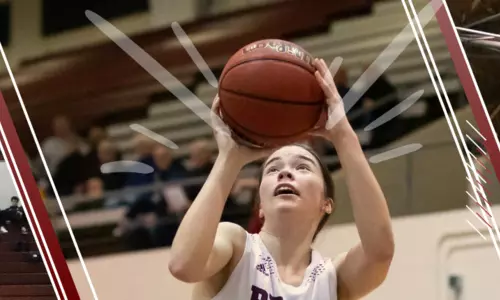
[[250, 285, 283, 300]]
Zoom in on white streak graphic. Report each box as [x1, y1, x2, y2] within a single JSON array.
[[130, 124, 179, 149]]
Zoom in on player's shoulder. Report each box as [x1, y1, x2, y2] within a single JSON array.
[[217, 222, 248, 249], [332, 251, 348, 269]]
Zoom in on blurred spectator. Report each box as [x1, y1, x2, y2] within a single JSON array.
[[362, 63, 399, 114], [86, 178, 104, 200], [72, 178, 108, 212], [88, 139, 126, 191], [182, 139, 214, 200], [230, 177, 259, 206], [332, 66, 371, 146], [41, 115, 89, 174], [0, 210, 8, 233], [360, 63, 400, 147], [121, 134, 157, 205], [124, 134, 156, 188], [42, 116, 90, 196], [152, 145, 187, 182], [84, 125, 108, 179], [334, 66, 350, 98], [4, 196, 27, 231], [113, 197, 159, 250], [88, 126, 107, 147]]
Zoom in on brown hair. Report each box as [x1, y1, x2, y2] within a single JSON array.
[[255, 143, 335, 240]]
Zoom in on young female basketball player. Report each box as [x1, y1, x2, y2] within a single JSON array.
[[169, 58, 394, 300]]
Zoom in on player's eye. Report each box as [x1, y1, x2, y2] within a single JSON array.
[[297, 164, 310, 171], [266, 166, 279, 174]]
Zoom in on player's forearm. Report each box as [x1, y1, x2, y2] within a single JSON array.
[[170, 154, 242, 271], [331, 129, 394, 261]]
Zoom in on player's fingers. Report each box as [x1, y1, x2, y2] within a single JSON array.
[[315, 71, 335, 100], [314, 58, 328, 77], [320, 59, 332, 79], [320, 59, 329, 71], [211, 93, 221, 112]]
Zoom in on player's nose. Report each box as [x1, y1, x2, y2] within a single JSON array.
[[278, 169, 294, 181]]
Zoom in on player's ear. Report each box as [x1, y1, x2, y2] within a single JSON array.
[[323, 198, 334, 214]]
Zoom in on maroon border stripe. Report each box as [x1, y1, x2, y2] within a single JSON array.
[[432, 0, 500, 184], [0, 92, 80, 299], [0, 109, 63, 300]]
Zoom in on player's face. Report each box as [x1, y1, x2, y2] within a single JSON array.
[[259, 145, 326, 220]]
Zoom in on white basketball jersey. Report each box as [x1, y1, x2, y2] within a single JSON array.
[[213, 233, 337, 300]]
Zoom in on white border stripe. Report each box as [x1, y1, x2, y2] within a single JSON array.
[[0, 44, 98, 299], [466, 134, 488, 156], [0, 124, 62, 300], [404, 0, 500, 256]]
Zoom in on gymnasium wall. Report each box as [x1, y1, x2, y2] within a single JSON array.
[[330, 106, 477, 225], [1, 0, 270, 73], [66, 205, 500, 300], [0, 161, 19, 208]]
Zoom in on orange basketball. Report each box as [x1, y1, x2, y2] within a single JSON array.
[[218, 39, 326, 148]]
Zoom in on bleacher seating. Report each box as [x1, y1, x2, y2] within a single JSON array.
[[0, 225, 55, 300], [53, 0, 469, 258], [104, 0, 459, 158]]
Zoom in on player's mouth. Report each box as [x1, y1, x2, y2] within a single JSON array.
[[274, 183, 300, 197]]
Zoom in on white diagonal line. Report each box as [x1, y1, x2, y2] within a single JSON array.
[[364, 90, 424, 131], [85, 11, 213, 128], [466, 176, 487, 198], [466, 134, 488, 156], [368, 143, 422, 163], [468, 150, 478, 160], [441, 4, 500, 173], [171, 22, 219, 88], [467, 164, 487, 183], [467, 120, 486, 140], [328, 0, 442, 129], [465, 161, 487, 183], [405, 0, 500, 260], [467, 190, 482, 205], [328, 57, 344, 77], [0, 44, 98, 299], [467, 219, 487, 240], [457, 26, 500, 40], [468, 151, 490, 172], [466, 205, 491, 229], [85, 10, 232, 140], [130, 124, 179, 149], [466, 191, 492, 219]]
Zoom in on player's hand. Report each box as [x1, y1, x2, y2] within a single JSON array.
[[311, 58, 354, 144], [211, 94, 272, 167]]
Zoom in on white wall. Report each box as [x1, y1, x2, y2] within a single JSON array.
[[66, 205, 500, 300], [0, 162, 18, 209]]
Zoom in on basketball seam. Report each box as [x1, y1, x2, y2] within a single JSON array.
[[220, 58, 323, 105], [220, 101, 321, 139], [222, 57, 315, 78], [219, 87, 324, 106]]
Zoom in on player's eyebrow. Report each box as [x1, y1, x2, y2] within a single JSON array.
[[264, 157, 281, 169], [295, 155, 318, 167], [264, 154, 317, 169]]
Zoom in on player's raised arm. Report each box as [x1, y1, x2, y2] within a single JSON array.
[[312, 58, 394, 299], [168, 95, 270, 283]]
